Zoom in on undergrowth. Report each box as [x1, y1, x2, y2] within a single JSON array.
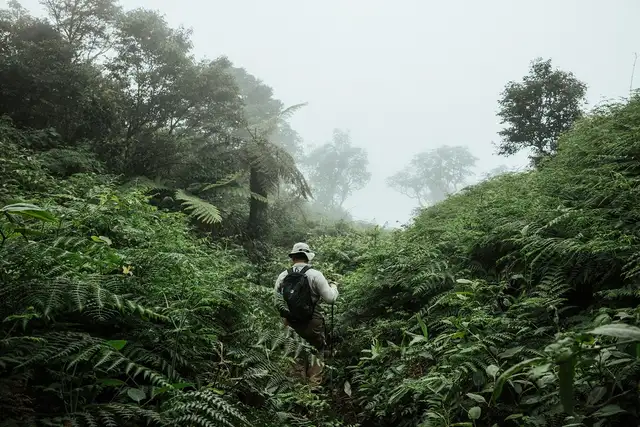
[[313, 97, 640, 427], [0, 121, 340, 426]]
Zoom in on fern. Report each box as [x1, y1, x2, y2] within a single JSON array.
[[175, 189, 223, 224]]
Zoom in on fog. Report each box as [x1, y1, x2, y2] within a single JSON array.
[[12, 0, 640, 225]]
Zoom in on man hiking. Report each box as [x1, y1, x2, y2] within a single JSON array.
[[274, 242, 338, 386]]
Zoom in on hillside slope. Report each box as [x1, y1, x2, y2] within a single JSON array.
[[318, 96, 640, 427]]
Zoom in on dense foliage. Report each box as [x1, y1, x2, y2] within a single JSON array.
[[3, 1, 640, 427], [322, 97, 640, 426], [0, 119, 343, 426]]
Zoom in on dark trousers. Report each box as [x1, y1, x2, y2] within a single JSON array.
[[290, 312, 326, 353], [289, 312, 326, 384]]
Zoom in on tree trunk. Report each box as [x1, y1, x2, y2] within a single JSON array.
[[247, 166, 269, 240]]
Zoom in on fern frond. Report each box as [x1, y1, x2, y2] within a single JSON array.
[[247, 142, 311, 199], [121, 176, 171, 192], [250, 103, 308, 139], [201, 171, 246, 192], [175, 190, 222, 224], [163, 389, 250, 426]]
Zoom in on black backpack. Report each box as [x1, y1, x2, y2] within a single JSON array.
[[278, 266, 317, 323]]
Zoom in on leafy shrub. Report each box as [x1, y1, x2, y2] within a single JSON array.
[[37, 147, 104, 177]]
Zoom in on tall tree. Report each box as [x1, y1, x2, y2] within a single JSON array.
[[0, 3, 117, 143], [39, 0, 121, 63], [303, 128, 371, 210], [387, 145, 477, 206], [496, 58, 587, 166], [102, 8, 243, 176]]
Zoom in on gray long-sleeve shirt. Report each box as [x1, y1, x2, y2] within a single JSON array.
[[274, 262, 339, 307]]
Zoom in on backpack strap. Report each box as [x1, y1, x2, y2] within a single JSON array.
[[278, 269, 294, 293], [300, 265, 312, 274], [299, 265, 319, 317]]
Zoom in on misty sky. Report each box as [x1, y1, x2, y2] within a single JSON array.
[[12, 0, 640, 226]]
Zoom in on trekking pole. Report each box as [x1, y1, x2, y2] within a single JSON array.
[[329, 303, 334, 390]]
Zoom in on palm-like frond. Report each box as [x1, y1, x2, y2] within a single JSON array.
[[200, 171, 270, 203], [231, 103, 312, 200], [123, 173, 260, 224], [247, 140, 311, 199], [175, 189, 222, 224], [223, 185, 270, 203], [201, 171, 246, 191], [248, 103, 308, 140]]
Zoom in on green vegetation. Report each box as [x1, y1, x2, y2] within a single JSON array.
[[2, 1, 640, 427], [330, 97, 640, 426]]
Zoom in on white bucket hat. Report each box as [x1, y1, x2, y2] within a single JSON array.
[[288, 242, 315, 262]]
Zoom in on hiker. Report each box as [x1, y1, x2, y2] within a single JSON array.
[[274, 242, 338, 386]]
